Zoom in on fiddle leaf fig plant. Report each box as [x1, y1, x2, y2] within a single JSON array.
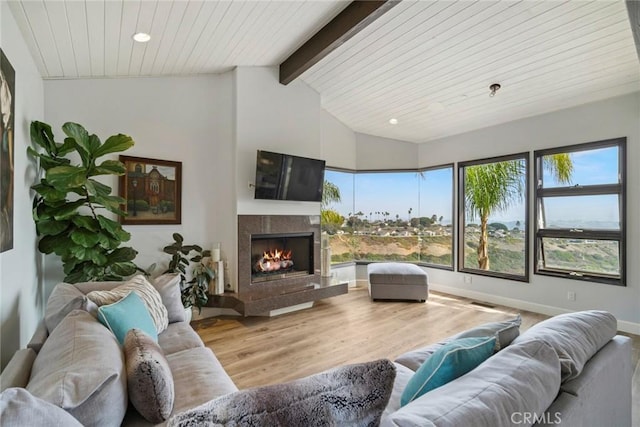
[[28, 121, 138, 283], [163, 232, 214, 312]]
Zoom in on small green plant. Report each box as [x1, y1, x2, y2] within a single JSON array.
[[163, 233, 214, 312], [28, 121, 138, 283]]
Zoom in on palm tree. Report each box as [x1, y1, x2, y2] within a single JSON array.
[[321, 180, 341, 208], [465, 155, 572, 270]]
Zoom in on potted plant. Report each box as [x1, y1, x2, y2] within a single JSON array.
[[28, 121, 138, 282], [163, 233, 215, 318]]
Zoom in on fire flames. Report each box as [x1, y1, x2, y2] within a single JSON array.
[[255, 248, 294, 272]]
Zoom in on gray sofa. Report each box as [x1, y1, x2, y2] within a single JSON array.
[[0, 275, 238, 426], [1, 275, 633, 426], [382, 311, 633, 427]]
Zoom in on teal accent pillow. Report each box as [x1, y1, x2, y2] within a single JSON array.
[[97, 291, 158, 345], [401, 336, 496, 406]]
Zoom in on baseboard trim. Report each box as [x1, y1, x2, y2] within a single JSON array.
[[429, 283, 640, 335]]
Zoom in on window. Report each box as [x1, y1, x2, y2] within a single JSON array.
[[534, 138, 626, 286], [322, 165, 454, 268], [458, 153, 529, 281]]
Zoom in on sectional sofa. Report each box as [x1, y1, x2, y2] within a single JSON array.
[[0, 275, 633, 426]]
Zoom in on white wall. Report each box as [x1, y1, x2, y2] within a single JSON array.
[[418, 92, 640, 330], [0, 1, 45, 370], [43, 74, 236, 291], [321, 109, 356, 169], [356, 133, 419, 170]]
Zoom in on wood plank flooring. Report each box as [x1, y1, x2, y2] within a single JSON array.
[[193, 286, 640, 423]]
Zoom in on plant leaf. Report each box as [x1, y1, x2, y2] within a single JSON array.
[[50, 200, 86, 220], [91, 160, 126, 176], [30, 121, 57, 154], [94, 134, 135, 158], [36, 218, 69, 236], [31, 182, 67, 202], [46, 165, 87, 190], [38, 234, 62, 254], [106, 247, 137, 263], [70, 228, 101, 248], [88, 134, 101, 154], [110, 262, 137, 276], [173, 233, 183, 243], [88, 179, 112, 196], [62, 122, 91, 156]]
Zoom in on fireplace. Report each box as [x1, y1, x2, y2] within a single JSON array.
[[251, 233, 313, 283], [206, 214, 347, 316]]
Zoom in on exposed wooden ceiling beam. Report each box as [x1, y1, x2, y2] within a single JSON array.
[[279, 0, 401, 85], [626, 1, 640, 62]]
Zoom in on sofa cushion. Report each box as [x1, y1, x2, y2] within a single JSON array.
[[158, 321, 205, 355], [0, 388, 83, 426], [87, 275, 169, 334], [124, 329, 174, 423], [385, 339, 561, 427], [26, 310, 127, 427], [168, 359, 395, 427], [395, 315, 521, 371], [73, 280, 124, 294], [97, 291, 158, 344], [513, 310, 617, 381], [44, 283, 98, 333], [26, 320, 49, 354], [383, 363, 416, 421], [152, 273, 185, 323], [401, 336, 496, 406], [0, 348, 36, 391]]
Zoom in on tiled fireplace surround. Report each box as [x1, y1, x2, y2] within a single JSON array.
[[207, 215, 347, 315]]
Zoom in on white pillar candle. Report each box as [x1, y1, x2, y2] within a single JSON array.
[[212, 242, 221, 262]]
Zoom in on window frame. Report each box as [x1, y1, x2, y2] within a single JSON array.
[[533, 137, 626, 286], [457, 152, 530, 282], [322, 164, 455, 270]]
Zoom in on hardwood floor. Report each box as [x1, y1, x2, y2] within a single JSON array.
[[193, 286, 639, 423]]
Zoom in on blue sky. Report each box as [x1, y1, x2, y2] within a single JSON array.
[[325, 146, 619, 226]]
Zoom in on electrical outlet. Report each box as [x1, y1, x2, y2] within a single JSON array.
[[464, 275, 472, 284], [567, 291, 576, 301]]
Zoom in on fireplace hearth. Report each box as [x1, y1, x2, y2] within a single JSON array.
[[205, 215, 348, 316]]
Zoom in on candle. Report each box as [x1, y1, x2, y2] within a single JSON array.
[[212, 242, 221, 261]]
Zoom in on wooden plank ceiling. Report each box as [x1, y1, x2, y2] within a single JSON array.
[[8, 0, 640, 143]]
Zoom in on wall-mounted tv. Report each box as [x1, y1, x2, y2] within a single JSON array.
[[254, 150, 325, 202]]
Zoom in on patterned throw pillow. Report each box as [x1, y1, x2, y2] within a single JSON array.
[[401, 336, 497, 406], [88, 275, 169, 333], [124, 329, 175, 423]]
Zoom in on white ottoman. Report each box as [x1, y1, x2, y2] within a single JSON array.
[[368, 262, 429, 302]]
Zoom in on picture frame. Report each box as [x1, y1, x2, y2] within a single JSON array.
[[1, 49, 16, 253], [118, 155, 182, 225]]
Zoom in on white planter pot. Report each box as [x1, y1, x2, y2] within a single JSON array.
[[184, 307, 193, 323]]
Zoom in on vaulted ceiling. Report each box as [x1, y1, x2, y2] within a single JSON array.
[[8, 0, 640, 143]]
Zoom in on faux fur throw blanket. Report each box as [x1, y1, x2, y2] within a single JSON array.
[[168, 359, 396, 427]]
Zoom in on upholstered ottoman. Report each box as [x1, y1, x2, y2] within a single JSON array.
[[368, 262, 429, 302]]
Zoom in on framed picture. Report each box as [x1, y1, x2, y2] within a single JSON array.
[[1, 49, 15, 252], [118, 155, 182, 225]]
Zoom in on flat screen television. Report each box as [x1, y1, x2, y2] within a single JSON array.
[[254, 150, 325, 202]]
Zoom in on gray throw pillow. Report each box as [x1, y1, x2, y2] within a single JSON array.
[[124, 328, 175, 423], [0, 388, 83, 426], [44, 283, 98, 333], [395, 315, 522, 371], [152, 273, 185, 323], [168, 359, 396, 427], [513, 310, 617, 381], [26, 310, 128, 427]]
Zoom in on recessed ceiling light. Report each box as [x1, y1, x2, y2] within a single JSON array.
[[389, 118, 398, 125], [133, 32, 151, 43]]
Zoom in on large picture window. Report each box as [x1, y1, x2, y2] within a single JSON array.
[[322, 165, 453, 268], [458, 153, 529, 281], [534, 138, 626, 286]]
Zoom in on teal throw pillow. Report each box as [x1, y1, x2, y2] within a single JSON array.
[[97, 291, 158, 345], [401, 336, 496, 406]]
